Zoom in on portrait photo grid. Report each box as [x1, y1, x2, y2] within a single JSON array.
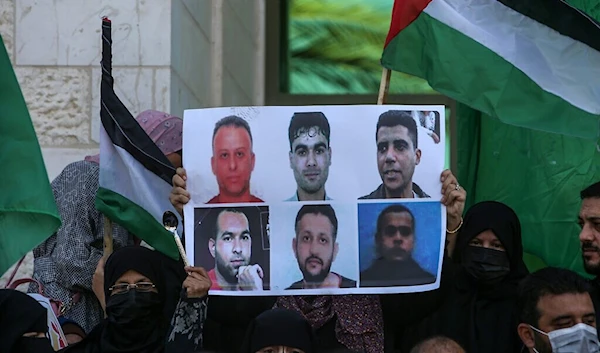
[[182, 105, 447, 296]]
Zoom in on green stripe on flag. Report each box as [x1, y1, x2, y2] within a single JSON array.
[[381, 12, 600, 140], [95, 187, 179, 260], [0, 35, 61, 275]]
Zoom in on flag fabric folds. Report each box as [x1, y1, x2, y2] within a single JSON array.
[[0, 35, 61, 275], [381, 0, 600, 140], [95, 18, 180, 260], [438, 0, 600, 275]]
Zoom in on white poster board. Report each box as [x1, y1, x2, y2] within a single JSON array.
[[183, 105, 446, 296]]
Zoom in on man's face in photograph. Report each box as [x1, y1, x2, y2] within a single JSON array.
[[210, 210, 252, 283], [293, 212, 338, 283], [211, 126, 255, 198], [289, 126, 331, 194], [376, 125, 420, 194], [377, 211, 415, 261]]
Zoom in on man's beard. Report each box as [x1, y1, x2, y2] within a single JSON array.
[[216, 254, 248, 284], [297, 168, 328, 194], [582, 241, 600, 275], [300, 183, 323, 194], [388, 181, 410, 196], [299, 256, 332, 284], [379, 244, 410, 261], [382, 165, 414, 196]]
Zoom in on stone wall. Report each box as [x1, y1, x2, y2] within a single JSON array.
[[1, 0, 175, 181], [1, 0, 264, 182], [0, 0, 265, 286], [170, 0, 265, 116]]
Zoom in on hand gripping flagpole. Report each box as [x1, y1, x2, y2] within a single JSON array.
[[101, 17, 114, 257], [163, 211, 190, 267]]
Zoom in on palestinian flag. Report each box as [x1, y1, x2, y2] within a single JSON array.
[[0, 34, 61, 275], [381, 0, 600, 140], [94, 18, 180, 260]]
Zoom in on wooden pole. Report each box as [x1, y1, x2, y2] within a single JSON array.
[[103, 215, 113, 257], [377, 68, 392, 105]]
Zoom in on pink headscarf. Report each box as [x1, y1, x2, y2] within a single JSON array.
[[85, 110, 183, 164]]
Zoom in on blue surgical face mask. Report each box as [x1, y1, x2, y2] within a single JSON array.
[[530, 323, 600, 353]]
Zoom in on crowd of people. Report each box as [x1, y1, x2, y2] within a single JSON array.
[[1, 109, 600, 353]]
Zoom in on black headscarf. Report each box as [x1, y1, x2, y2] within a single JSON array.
[[0, 289, 55, 353], [241, 308, 318, 353], [102, 245, 166, 300], [438, 201, 529, 353], [63, 246, 186, 353], [454, 201, 529, 280]]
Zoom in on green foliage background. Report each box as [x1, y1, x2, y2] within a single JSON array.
[[287, 0, 450, 166], [288, 0, 436, 95]]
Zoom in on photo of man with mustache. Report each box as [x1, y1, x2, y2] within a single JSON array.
[[359, 110, 430, 200], [208, 115, 264, 204], [287, 204, 356, 289], [360, 204, 435, 287], [205, 208, 265, 291]]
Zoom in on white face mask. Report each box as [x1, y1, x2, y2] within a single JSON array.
[[530, 323, 600, 353]]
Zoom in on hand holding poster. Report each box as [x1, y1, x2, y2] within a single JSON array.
[[183, 105, 447, 295]]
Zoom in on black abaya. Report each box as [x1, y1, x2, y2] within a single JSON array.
[[417, 201, 529, 353]]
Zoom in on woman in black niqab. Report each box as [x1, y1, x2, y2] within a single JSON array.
[[0, 289, 55, 353], [434, 201, 529, 353], [62, 246, 186, 353]]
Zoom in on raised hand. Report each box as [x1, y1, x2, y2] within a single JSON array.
[[183, 266, 212, 298], [170, 167, 190, 216], [440, 169, 466, 231]]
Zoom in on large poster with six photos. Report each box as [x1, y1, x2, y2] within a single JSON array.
[[183, 105, 447, 296]]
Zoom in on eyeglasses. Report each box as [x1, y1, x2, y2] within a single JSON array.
[[109, 282, 156, 295]]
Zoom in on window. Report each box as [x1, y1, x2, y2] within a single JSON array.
[[265, 0, 456, 169]]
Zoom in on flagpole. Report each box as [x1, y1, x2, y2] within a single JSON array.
[[103, 216, 113, 256], [377, 68, 391, 105], [101, 16, 114, 258]]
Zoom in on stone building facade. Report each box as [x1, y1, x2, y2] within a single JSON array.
[[0, 0, 265, 284]]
